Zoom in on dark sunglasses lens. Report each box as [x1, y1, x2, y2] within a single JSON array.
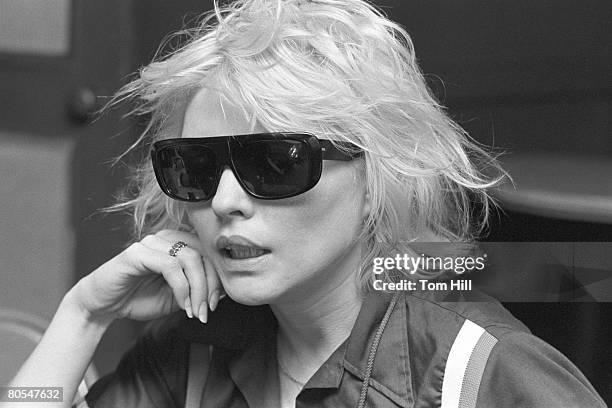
[[233, 140, 313, 197], [156, 145, 218, 201]]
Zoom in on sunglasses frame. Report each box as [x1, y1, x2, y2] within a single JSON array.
[[151, 132, 362, 201]]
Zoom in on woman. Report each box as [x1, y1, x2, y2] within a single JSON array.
[[6, 0, 606, 407]]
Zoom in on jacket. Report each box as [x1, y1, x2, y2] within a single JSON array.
[[77, 288, 607, 407]]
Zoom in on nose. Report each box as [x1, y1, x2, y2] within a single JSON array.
[[211, 166, 255, 219]]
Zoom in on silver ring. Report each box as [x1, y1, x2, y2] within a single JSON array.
[[168, 241, 188, 257]]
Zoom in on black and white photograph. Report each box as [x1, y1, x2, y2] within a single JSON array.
[[0, 0, 610, 407]]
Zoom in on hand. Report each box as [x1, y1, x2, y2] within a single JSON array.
[[69, 230, 222, 324]]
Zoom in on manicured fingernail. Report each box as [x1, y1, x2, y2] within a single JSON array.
[[184, 297, 193, 319], [198, 302, 208, 324], [209, 290, 219, 312]]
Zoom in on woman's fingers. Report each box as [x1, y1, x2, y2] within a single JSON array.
[[140, 231, 215, 323], [122, 242, 191, 311], [175, 246, 208, 322], [155, 230, 224, 319], [203, 256, 222, 312]]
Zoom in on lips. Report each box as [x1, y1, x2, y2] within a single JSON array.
[[216, 235, 271, 260], [225, 245, 268, 259]]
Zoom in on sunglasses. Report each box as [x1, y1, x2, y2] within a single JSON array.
[[151, 132, 362, 201]]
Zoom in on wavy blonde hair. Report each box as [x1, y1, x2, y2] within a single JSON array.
[[108, 0, 505, 290]]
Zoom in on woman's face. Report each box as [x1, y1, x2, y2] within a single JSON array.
[[183, 87, 370, 306]]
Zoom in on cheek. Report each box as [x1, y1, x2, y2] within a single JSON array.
[[270, 166, 366, 257], [316, 164, 366, 226]]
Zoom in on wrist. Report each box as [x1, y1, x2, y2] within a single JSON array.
[[62, 286, 115, 331]]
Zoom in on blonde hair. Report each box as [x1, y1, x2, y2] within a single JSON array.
[[108, 0, 505, 290]]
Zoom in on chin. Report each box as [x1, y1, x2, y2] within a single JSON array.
[[222, 280, 282, 306]]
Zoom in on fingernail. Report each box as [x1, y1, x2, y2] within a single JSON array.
[[209, 290, 219, 312], [198, 302, 208, 324], [184, 297, 193, 319]]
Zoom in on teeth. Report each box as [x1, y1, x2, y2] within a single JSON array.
[[226, 245, 267, 259]]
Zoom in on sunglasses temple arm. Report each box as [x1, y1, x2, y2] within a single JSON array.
[[319, 140, 363, 161]]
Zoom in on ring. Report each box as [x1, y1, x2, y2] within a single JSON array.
[[168, 241, 188, 257]]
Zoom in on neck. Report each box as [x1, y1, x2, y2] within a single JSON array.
[[274, 280, 362, 355], [270, 245, 364, 368]]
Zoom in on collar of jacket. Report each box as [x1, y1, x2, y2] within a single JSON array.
[[176, 291, 414, 408]]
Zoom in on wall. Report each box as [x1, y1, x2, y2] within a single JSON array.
[[0, 132, 75, 320]]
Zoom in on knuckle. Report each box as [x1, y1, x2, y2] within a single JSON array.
[[180, 246, 200, 261], [125, 242, 142, 255], [121, 242, 144, 264], [140, 234, 157, 245], [155, 229, 173, 239], [162, 256, 180, 270]]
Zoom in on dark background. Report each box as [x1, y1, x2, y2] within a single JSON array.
[[1, 0, 610, 403]]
